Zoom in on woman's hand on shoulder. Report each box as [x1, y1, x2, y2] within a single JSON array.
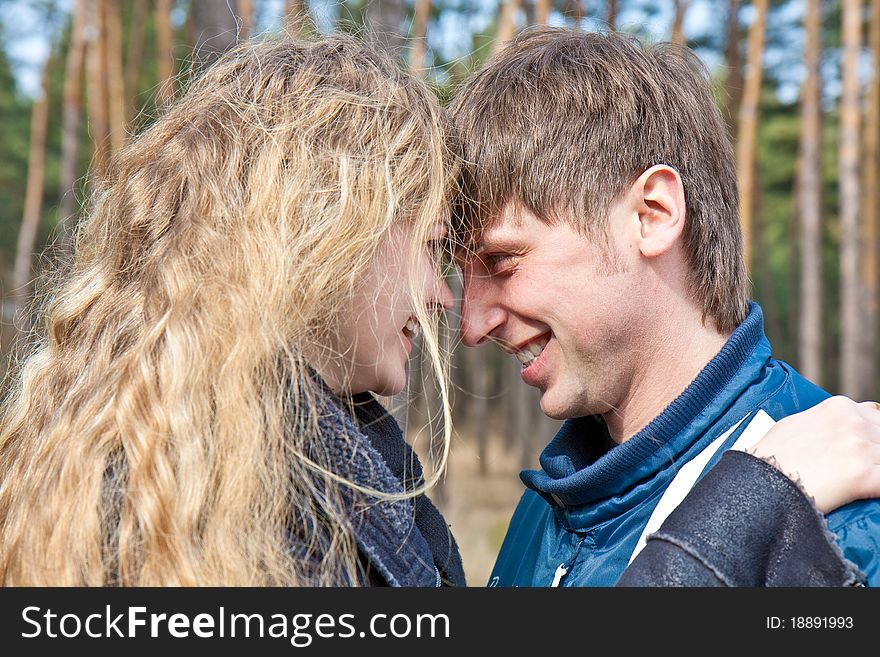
[[748, 396, 880, 513]]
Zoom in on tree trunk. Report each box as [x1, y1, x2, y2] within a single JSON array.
[[456, 335, 493, 477], [500, 354, 518, 449], [753, 178, 781, 346], [189, 0, 239, 74], [724, 0, 743, 139], [410, 0, 431, 74], [472, 347, 491, 476], [494, 0, 523, 55], [606, 0, 617, 29], [566, 0, 584, 28], [514, 367, 532, 470], [736, 0, 768, 272], [671, 0, 690, 45], [861, 0, 880, 398], [239, 0, 254, 39], [154, 0, 176, 108], [58, 0, 87, 256], [796, 0, 823, 385], [105, 0, 126, 154], [284, 0, 316, 35], [13, 60, 52, 340], [85, 0, 110, 181], [535, 0, 551, 25], [363, 0, 407, 60], [124, 0, 148, 123], [839, 0, 862, 397]]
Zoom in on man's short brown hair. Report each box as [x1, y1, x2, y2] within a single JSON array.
[[449, 27, 749, 333]]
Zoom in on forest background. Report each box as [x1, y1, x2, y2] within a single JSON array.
[[1, 0, 878, 585]]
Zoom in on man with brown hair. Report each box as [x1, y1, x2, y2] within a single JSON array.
[[450, 26, 880, 586]]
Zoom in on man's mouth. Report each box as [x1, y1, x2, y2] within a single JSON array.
[[514, 334, 550, 369]]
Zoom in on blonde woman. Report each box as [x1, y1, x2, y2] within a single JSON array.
[[0, 33, 876, 588], [0, 34, 462, 587]]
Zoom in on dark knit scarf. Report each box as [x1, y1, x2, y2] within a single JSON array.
[[306, 381, 465, 587], [350, 392, 466, 587]]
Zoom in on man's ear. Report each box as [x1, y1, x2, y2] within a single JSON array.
[[633, 165, 686, 259]]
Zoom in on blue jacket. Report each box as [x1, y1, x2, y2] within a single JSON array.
[[489, 302, 880, 587]]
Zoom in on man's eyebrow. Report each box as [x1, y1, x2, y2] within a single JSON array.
[[455, 222, 520, 257], [476, 230, 520, 253]]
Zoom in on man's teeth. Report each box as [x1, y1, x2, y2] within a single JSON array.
[[405, 318, 421, 339], [515, 337, 549, 367]]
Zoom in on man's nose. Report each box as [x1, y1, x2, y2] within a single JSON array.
[[459, 273, 505, 347]]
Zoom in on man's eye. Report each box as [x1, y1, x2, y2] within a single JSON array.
[[483, 253, 517, 273]]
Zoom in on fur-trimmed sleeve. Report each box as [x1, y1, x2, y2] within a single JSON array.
[[617, 450, 866, 587]]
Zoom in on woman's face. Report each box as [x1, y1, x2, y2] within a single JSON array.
[[323, 221, 454, 397]]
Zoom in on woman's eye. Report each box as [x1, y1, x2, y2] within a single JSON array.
[[427, 239, 451, 265]]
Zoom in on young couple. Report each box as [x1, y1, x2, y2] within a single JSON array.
[[0, 27, 878, 587]]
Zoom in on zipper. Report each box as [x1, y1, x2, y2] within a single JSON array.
[[550, 534, 588, 588]]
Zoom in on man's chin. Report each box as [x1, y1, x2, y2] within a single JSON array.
[[538, 392, 577, 420]]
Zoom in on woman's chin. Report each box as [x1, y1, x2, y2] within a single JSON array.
[[366, 372, 407, 398], [377, 381, 406, 398]]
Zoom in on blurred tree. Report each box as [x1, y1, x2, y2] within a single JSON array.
[[536, 0, 551, 25], [239, 0, 254, 38], [796, 0, 823, 385], [494, 0, 523, 54], [752, 100, 785, 350], [283, 0, 317, 35], [284, 0, 315, 32], [189, 0, 239, 73], [12, 55, 51, 339], [737, 0, 768, 270], [85, 0, 109, 180], [123, 0, 147, 121], [566, 0, 584, 28], [154, 0, 175, 107], [0, 32, 30, 278], [723, 0, 742, 138], [363, 0, 406, 58], [105, 0, 125, 154], [410, 0, 431, 73], [861, 0, 880, 398], [839, 0, 861, 398], [57, 0, 86, 255], [467, 345, 492, 476], [671, 0, 689, 45]]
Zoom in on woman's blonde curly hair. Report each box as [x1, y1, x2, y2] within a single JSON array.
[[0, 32, 458, 586]]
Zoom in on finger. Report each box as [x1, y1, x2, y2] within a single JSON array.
[[858, 401, 880, 426], [851, 457, 880, 501]]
